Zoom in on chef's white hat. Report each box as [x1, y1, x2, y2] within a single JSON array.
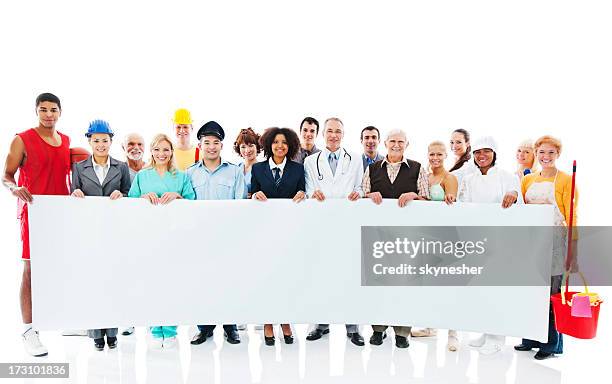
[[472, 136, 498, 153]]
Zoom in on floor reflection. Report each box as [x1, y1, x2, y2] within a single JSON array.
[[70, 326, 567, 384]]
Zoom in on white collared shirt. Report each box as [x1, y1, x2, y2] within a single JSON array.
[[92, 157, 111, 184], [325, 147, 342, 162], [268, 156, 287, 177]]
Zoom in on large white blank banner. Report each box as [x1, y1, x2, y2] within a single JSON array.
[[29, 196, 553, 340]]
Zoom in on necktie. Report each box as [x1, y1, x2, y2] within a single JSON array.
[[273, 167, 281, 186], [367, 156, 375, 165], [329, 153, 338, 176]]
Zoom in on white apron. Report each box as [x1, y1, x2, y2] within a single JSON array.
[[524, 172, 567, 276]]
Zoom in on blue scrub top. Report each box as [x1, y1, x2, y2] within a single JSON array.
[[128, 168, 195, 200]]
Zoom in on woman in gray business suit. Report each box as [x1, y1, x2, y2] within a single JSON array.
[[71, 120, 131, 351]]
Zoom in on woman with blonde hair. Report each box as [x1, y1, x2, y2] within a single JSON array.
[[129, 133, 195, 205], [128, 133, 195, 348], [427, 141, 458, 204], [411, 141, 460, 350], [515, 139, 538, 179], [514, 135, 578, 360]]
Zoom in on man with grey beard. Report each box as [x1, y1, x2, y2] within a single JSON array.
[[122, 133, 146, 182], [119, 132, 145, 336]]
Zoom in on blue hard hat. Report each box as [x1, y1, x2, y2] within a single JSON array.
[[85, 120, 114, 138]]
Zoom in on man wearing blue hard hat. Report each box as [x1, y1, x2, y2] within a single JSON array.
[[186, 121, 246, 345]]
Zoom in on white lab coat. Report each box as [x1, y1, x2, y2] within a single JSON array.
[[458, 166, 524, 204], [304, 147, 364, 198]]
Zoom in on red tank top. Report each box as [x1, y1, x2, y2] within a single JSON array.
[[17, 128, 71, 216]]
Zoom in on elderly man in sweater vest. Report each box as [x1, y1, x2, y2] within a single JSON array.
[[362, 128, 430, 348]]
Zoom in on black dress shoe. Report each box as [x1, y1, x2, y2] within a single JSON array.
[[347, 332, 365, 346], [264, 336, 275, 346], [283, 334, 294, 344], [369, 331, 387, 346], [514, 344, 533, 352], [534, 351, 554, 360], [395, 335, 409, 348], [191, 330, 213, 345], [306, 328, 330, 341], [94, 338, 105, 351], [225, 330, 241, 344], [107, 336, 117, 349]]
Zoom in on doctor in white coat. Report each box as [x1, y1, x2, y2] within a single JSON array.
[[458, 136, 523, 355], [303, 117, 365, 346]]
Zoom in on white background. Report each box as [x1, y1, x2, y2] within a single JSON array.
[[1, 1, 610, 229], [1, 1, 611, 383]]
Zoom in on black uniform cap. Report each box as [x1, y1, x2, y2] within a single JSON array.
[[197, 121, 225, 141]]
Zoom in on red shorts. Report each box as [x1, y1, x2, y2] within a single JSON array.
[[20, 206, 30, 260]]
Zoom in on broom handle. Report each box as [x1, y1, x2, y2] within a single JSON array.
[[564, 160, 577, 295]]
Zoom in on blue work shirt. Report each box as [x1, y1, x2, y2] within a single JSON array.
[[185, 159, 246, 200]]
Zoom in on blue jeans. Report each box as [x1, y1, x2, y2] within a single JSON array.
[[521, 275, 563, 354]]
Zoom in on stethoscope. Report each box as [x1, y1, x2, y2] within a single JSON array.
[[317, 148, 352, 180]]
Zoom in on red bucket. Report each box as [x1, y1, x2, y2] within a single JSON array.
[[551, 272, 602, 339]]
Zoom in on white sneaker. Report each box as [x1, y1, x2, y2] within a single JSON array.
[[163, 336, 177, 349], [237, 324, 247, 331], [23, 329, 48, 357], [121, 327, 135, 336], [61, 329, 88, 336], [411, 328, 437, 337], [469, 333, 487, 347], [254, 325, 264, 330]]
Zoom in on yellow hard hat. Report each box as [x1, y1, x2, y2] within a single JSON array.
[[173, 108, 193, 125]]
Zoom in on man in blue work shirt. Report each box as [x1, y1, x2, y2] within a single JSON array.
[[186, 120, 246, 345]]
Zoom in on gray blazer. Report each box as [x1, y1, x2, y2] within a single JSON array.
[[71, 156, 132, 197]]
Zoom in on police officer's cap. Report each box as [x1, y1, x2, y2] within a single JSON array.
[[197, 121, 225, 141]]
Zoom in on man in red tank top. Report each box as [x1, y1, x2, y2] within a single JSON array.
[[2, 93, 71, 357]]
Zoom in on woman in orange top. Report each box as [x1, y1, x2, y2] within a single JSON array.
[[514, 135, 578, 360]]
